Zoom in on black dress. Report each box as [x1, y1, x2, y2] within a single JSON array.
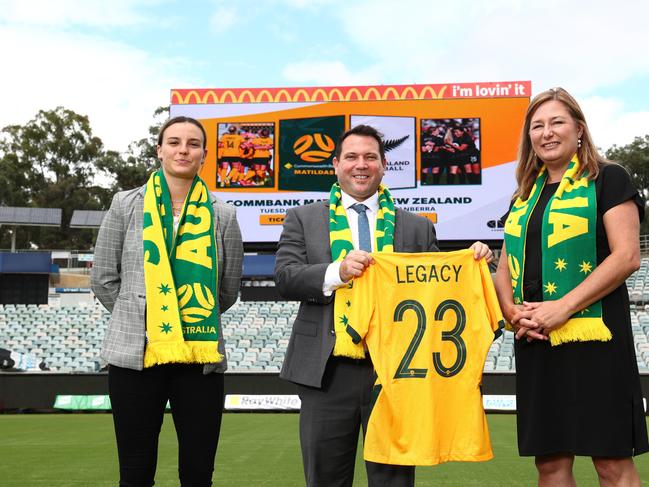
[[514, 163, 649, 457]]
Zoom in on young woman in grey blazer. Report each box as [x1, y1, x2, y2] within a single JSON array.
[[91, 116, 243, 486]]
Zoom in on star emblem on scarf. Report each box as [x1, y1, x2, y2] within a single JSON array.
[[339, 315, 349, 326], [346, 300, 351, 307], [159, 322, 172, 334], [554, 258, 567, 271], [158, 283, 172, 295], [580, 307, 590, 315], [544, 282, 558, 295], [161, 305, 169, 312], [579, 261, 593, 274]]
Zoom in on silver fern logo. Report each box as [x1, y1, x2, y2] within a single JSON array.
[[383, 135, 410, 152]]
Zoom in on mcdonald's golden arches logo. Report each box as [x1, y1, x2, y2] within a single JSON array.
[[293, 133, 336, 162], [172, 84, 451, 105], [171, 82, 532, 105]]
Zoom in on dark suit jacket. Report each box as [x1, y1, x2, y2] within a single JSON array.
[[274, 200, 439, 388]]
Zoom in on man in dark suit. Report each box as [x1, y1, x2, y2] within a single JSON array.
[[274, 125, 491, 486]]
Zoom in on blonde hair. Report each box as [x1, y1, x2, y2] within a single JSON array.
[[514, 87, 607, 200], [444, 127, 454, 145]]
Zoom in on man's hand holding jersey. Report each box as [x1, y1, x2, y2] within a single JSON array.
[[339, 250, 374, 282], [469, 241, 494, 263]]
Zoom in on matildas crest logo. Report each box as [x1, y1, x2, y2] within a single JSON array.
[[177, 283, 215, 323], [507, 254, 520, 289], [293, 133, 335, 162]]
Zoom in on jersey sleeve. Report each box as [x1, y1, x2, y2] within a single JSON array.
[[479, 258, 505, 337], [344, 264, 376, 342]]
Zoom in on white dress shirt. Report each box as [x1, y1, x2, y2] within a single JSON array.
[[322, 190, 380, 296]]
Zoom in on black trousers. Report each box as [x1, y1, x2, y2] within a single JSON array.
[[297, 357, 415, 487], [108, 364, 224, 487]]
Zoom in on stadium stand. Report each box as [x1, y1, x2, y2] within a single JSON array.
[[2, 257, 649, 373], [0, 300, 299, 373]]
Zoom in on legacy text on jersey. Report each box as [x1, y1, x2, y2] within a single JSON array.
[[395, 264, 462, 284]]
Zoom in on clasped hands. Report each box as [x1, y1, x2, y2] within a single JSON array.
[[509, 300, 572, 342], [338, 241, 494, 283]]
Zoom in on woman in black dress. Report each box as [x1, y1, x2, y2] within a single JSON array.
[[494, 87, 648, 486]]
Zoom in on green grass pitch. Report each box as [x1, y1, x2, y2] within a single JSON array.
[[1, 413, 648, 486]]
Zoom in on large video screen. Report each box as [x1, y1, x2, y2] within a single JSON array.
[[170, 81, 531, 243]]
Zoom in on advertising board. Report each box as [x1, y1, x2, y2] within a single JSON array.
[[170, 81, 530, 243]]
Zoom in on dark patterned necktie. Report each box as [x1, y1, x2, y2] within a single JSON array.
[[351, 203, 371, 252]]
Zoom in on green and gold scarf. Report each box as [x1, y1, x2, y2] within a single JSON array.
[[329, 182, 396, 357], [504, 155, 611, 346], [142, 170, 223, 367]]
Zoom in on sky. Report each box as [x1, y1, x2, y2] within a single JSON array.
[[0, 0, 648, 153]]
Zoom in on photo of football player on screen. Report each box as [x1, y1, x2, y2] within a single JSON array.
[[420, 118, 481, 185], [217, 123, 274, 188]]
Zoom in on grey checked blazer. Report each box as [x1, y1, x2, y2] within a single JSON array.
[[91, 184, 243, 373], [274, 201, 438, 388]]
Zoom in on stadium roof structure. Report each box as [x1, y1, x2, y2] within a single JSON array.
[[0, 207, 62, 227], [0, 206, 63, 252], [70, 210, 106, 229]]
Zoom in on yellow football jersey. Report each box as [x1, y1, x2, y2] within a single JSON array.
[[220, 134, 243, 157], [253, 136, 273, 158], [345, 249, 504, 466]]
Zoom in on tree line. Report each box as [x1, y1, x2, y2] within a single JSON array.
[[0, 107, 648, 250], [0, 107, 166, 250]]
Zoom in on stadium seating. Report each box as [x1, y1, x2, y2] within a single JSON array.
[[2, 257, 649, 373], [626, 257, 649, 302], [0, 300, 302, 373]]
